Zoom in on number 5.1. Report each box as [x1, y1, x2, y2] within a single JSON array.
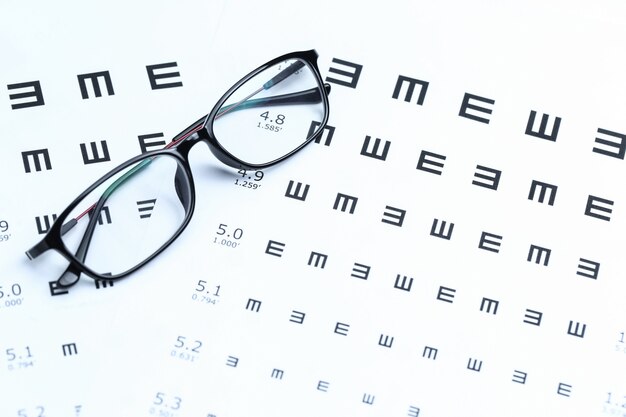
[[195, 279, 220, 296]]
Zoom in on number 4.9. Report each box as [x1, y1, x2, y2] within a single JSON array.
[[237, 169, 264, 181]]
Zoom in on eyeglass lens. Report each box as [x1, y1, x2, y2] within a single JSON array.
[[61, 154, 191, 275], [211, 58, 326, 165]]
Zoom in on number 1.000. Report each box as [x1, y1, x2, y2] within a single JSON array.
[[214, 238, 238, 248]]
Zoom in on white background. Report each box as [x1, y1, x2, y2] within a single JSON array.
[[1, 1, 626, 416]]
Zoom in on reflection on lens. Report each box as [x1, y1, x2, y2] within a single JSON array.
[[212, 58, 327, 165], [61, 155, 190, 276]]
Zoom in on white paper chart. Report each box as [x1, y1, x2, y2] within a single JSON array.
[[2, 1, 626, 416]]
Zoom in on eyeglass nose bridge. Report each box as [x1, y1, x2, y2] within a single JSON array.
[[188, 127, 238, 170]]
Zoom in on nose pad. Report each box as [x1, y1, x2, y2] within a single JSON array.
[[56, 264, 81, 288], [174, 165, 191, 209]]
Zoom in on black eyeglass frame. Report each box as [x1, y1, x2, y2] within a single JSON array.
[[26, 49, 330, 286]]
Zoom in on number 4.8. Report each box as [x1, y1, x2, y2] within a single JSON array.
[[260, 111, 285, 125]]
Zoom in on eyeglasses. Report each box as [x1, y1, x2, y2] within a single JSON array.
[[26, 49, 330, 288]]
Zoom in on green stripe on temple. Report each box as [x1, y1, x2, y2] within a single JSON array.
[[102, 158, 153, 199], [217, 87, 323, 117], [263, 61, 306, 90]]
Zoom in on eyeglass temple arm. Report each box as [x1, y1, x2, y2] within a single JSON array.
[[25, 218, 77, 260], [53, 196, 108, 287], [216, 84, 331, 116], [264, 60, 306, 88]]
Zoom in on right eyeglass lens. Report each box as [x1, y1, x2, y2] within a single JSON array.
[[211, 58, 327, 166]]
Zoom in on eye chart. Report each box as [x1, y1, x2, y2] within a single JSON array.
[[2, 1, 626, 416]]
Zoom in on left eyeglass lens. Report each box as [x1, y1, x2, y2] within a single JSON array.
[[60, 155, 191, 276]]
